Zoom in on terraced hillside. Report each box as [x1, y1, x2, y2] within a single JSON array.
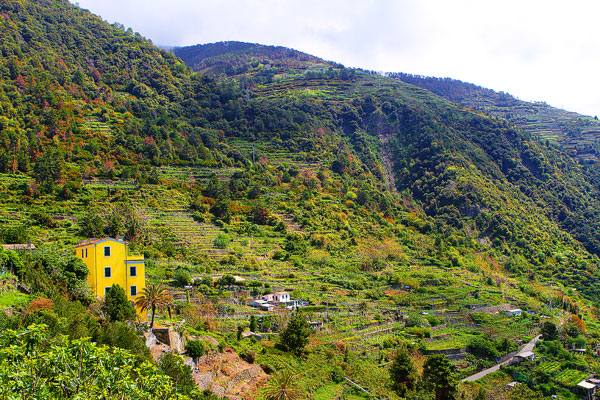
[[390, 73, 600, 162]]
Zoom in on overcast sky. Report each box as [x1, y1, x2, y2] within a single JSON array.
[[73, 0, 600, 117]]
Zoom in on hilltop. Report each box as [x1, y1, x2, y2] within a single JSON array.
[[0, 4, 600, 399]]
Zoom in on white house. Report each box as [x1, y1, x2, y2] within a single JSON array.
[[258, 292, 297, 309], [273, 292, 290, 302]]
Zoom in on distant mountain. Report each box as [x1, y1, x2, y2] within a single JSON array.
[[389, 73, 600, 163], [173, 41, 338, 79]]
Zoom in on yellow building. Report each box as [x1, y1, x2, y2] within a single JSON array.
[[75, 237, 146, 320]]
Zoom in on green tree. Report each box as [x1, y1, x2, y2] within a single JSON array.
[[422, 354, 457, 400], [33, 150, 64, 191], [100, 320, 152, 362], [79, 212, 105, 238], [541, 321, 558, 341], [389, 350, 417, 396], [249, 315, 257, 332], [213, 233, 231, 249], [185, 340, 205, 359], [103, 284, 136, 322], [210, 197, 231, 222], [135, 283, 174, 328], [277, 313, 312, 354], [159, 352, 196, 396], [217, 274, 236, 287], [105, 210, 124, 238], [468, 336, 499, 360]]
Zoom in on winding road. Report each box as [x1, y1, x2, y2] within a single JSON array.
[[462, 335, 541, 382]]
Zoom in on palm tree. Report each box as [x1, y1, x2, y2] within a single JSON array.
[[263, 370, 302, 400], [135, 283, 173, 328]]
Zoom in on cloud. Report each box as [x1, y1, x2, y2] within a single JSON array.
[[73, 0, 600, 116]]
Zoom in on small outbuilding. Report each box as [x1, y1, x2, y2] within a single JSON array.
[[504, 309, 522, 317], [514, 351, 535, 362], [577, 380, 596, 400]]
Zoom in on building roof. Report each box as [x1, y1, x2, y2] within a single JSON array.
[[517, 351, 534, 358], [75, 237, 128, 248], [578, 381, 596, 390], [507, 309, 522, 313], [2, 243, 36, 250], [242, 331, 262, 339], [275, 291, 290, 295]]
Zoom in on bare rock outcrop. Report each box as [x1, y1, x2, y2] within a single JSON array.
[[193, 349, 268, 400]]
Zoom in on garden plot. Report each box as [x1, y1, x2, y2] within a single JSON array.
[[157, 166, 242, 185], [554, 369, 590, 388], [535, 361, 561, 375], [82, 116, 112, 137]]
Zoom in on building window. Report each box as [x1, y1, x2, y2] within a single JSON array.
[[104, 246, 111, 257], [85, 248, 88, 257], [105, 287, 111, 295], [104, 267, 111, 278], [81, 249, 84, 258], [130, 286, 137, 296], [129, 265, 137, 277]]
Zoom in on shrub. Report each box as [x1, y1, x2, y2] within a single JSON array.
[[240, 350, 256, 364], [159, 353, 196, 395], [331, 367, 345, 383], [405, 313, 427, 328], [185, 340, 205, 359], [425, 314, 441, 327], [468, 336, 500, 359], [174, 268, 192, 287], [213, 233, 231, 249]]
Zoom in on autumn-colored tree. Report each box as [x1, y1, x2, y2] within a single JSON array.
[[26, 297, 53, 314], [571, 314, 586, 333]]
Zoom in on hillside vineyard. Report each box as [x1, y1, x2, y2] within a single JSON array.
[[0, 1, 599, 399]]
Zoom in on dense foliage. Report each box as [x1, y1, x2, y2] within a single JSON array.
[[0, 324, 183, 399]]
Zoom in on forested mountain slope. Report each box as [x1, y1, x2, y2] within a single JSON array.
[[175, 42, 600, 297]]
